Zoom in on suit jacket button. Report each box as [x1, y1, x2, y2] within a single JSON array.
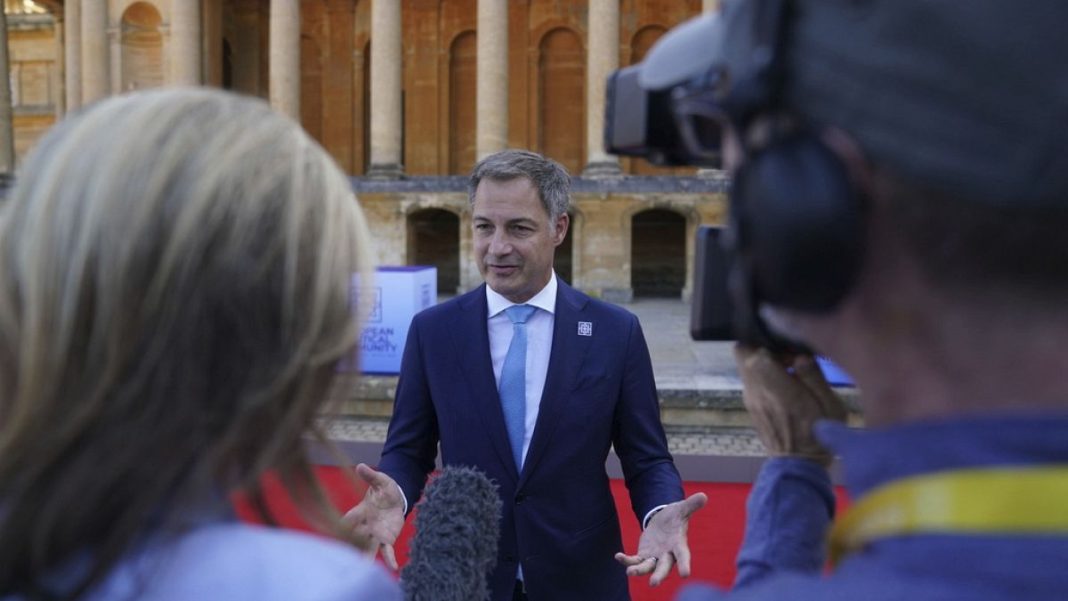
[[515, 494, 526, 504], [505, 554, 516, 562]]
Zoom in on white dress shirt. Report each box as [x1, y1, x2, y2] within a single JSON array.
[[486, 273, 558, 468]]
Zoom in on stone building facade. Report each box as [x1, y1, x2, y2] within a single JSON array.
[[9, 0, 729, 301], [6, 1, 62, 160]]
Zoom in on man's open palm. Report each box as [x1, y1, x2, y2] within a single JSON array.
[[615, 492, 708, 586], [343, 463, 406, 570]]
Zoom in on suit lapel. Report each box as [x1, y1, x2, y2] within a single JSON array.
[[519, 281, 594, 485], [454, 285, 520, 481]]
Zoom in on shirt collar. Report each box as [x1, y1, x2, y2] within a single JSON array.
[[487, 272, 558, 319]]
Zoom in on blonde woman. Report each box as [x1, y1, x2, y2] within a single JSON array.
[[0, 89, 400, 601]]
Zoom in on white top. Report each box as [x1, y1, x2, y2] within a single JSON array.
[[486, 273, 558, 468]]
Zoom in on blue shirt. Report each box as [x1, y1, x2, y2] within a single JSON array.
[[678, 415, 1068, 601], [6, 520, 402, 601]]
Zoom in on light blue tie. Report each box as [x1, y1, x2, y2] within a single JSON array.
[[500, 304, 536, 470]]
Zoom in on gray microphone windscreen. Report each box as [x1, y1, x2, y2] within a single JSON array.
[[401, 466, 501, 601]]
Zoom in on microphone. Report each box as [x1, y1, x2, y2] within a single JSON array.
[[401, 466, 501, 601]]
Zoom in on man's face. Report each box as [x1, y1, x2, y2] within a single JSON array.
[[472, 177, 568, 303]]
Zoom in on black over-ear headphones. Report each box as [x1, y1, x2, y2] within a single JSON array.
[[717, 0, 866, 349]]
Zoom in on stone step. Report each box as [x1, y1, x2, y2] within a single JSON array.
[[313, 417, 852, 483], [321, 416, 768, 458], [327, 373, 864, 430]]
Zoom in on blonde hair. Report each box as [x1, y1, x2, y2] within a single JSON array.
[[0, 88, 371, 598]]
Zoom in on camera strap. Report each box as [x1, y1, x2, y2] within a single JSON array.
[[829, 465, 1068, 565]]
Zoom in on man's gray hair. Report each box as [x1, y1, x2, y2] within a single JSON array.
[[468, 149, 571, 221]]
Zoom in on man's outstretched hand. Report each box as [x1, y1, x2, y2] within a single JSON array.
[[342, 463, 406, 570], [615, 493, 708, 586]]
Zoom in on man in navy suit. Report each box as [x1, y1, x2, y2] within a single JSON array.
[[345, 149, 707, 601]]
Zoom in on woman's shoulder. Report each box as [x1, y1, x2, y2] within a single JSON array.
[[102, 522, 402, 601]]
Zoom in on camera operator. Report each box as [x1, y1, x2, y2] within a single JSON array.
[[609, 1, 1068, 600]]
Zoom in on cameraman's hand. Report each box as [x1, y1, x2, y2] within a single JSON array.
[[734, 345, 848, 467]]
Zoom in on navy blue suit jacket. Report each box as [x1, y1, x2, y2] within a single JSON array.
[[378, 281, 684, 601]]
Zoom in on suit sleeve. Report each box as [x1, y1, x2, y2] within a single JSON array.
[[377, 316, 439, 512], [612, 313, 685, 524]]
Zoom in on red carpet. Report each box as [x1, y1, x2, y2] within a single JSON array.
[[235, 466, 846, 600]]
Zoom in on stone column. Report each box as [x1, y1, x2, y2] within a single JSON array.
[[0, 8, 13, 173], [367, 0, 402, 178], [203, 0, 224, 87], [583, 0, 620, 177], [108, 25, 120, 94], [64, 0, 81, 110], [54, 15, 66, 117], [476, 0, 507, 161], [171, 0, 202, 85], [269, 0, 300, 119], [697, 1, 723, 177], [81, 0, 109, 103]]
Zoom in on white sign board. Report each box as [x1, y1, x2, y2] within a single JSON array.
[[342, 266, 437, 374]]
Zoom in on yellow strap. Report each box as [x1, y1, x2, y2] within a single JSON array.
[[829, 465, 1068, 564]]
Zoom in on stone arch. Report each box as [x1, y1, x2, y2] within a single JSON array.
[[536, 27, 585, 175], [448, 30, 477, 175], [120, 2, 163, 92], [631, 208, 688, 298], [630, 25, 666, 64], [407, 208, 461, 296]]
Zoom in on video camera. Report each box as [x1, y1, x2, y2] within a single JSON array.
[[603, 13, 734, 171], [603, 65, 720, 169], [603, 1, 864, 354], [603, 8, 778, 346], [605, 56, 748, 339], [604, 57, 736, 340]]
